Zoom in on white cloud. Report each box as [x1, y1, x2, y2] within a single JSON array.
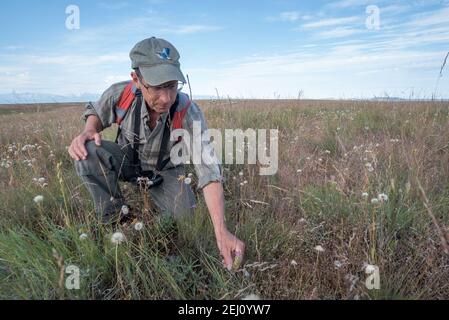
[[301, 16, 361, 29], [266, 11, 302, 22], [327, 0, 384, 9], [162, 25, 223, 34], [315, 27, 363, 38], [98, 2, 129, 10], [408, 7, 449, 27]]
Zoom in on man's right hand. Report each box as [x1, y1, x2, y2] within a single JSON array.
[[68, 130, 102, 161]]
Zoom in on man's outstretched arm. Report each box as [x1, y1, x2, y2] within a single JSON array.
[[203, 181, 245, 270]]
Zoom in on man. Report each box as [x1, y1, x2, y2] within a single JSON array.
[[68, 37, 245, 270]]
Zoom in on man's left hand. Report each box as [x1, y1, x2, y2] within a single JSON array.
[[216, 229, 245, 271]]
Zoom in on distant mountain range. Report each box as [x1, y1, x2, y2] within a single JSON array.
[[1, 92, 444, 104], [0, 92, 101, 104], [0, 92, 216, 104]]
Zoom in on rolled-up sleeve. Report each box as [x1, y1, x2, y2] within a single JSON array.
[[183, 101, 223, 189], [81, 81, 128, 129]]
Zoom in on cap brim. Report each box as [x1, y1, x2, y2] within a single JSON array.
[[139, 64, 186, 86]]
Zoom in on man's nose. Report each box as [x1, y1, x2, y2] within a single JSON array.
[[159, 90, 171, 105]]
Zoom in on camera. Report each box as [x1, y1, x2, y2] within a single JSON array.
[[130, 170, 163, 189]]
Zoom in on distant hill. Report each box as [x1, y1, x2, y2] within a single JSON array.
[[0, 92, 101, 104], [0, 92, 218, 104]]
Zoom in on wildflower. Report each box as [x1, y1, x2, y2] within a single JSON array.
[[290, 259, 298, 266], [325, 150, 331, 154], [318, 158, 323, 162], [377, 193, 388, 202], [371, 198, 379, 204], [33, 195, 44, 204], [184, 177, 192, 185], [365, 264, 377, 274], [111, 232, 125, 245], [241, 294, 261, 300], [187, 173, 193, 178], [362, 192, 369, 198], [134, 222, 144, 231], [296, 169, 302, 173], [314, 245, 325, 253], [365, 162, 374, 172], [79, 233, 88, 240], [334, 260, 342, 269], [243, 180, 248, 184], [38, 177, 45, 184], [239, 171, 243, 176], [121, 205, 129, 215]]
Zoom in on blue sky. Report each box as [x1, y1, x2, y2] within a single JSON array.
[[0, 0, 448, 99]]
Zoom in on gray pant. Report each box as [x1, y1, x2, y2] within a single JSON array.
[[74, 140, 196, 224]]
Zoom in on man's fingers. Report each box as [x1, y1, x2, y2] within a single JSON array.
[[94, 133, 102, 146], [68, 146, 78, 161], [72, 138, 87, 160], [222, 250, 233, 271], [69, 143, 81, 161], [235, 242, 245, 257]]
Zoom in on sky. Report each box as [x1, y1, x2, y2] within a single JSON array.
[[0, 0, 448, 99]]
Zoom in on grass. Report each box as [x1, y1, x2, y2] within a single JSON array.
[[0, 99, 448, 299]]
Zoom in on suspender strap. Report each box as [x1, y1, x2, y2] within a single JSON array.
[[131, 90, 143, 176], [156, 94, 179, 171]]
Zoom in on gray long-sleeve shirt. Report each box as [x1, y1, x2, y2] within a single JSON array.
[[82, 81, 222, 189]]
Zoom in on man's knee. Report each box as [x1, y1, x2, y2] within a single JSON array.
[[74, 141, 112, 176]]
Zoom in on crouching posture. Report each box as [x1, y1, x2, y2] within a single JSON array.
[[68, 37, 244, 269]]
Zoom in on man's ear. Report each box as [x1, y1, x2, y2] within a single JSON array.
[[130, 71, 140, 87]]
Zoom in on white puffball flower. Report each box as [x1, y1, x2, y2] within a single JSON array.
[[377, 193, 388, 202], [314, 245, 325, 253], [239, 171, 243, 176], [37, 177, 46, 184], [121, 205, 129, 215], [241, 294, 261, 300], [184, 177, 192, 185], [362, 192, 369, 198], [33, 195, 44, 204], [79, 233, 88, 240], [111, 232, 125, 245], [365, 264, 377, 273], [371, 198, 379, 204], [187, 173, 193, 178], [290, 259, 298, 266], [134, 222, 144, 231]]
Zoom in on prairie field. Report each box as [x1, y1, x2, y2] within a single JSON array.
[[0, 99, 448, 299]]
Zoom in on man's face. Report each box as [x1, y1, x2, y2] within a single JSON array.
[[131, 71, 178, 114]]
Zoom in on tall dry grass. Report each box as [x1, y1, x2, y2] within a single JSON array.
[[0, 99, 448, 299]]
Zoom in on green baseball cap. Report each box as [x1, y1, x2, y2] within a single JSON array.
[[129, 37, 186, 86]]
